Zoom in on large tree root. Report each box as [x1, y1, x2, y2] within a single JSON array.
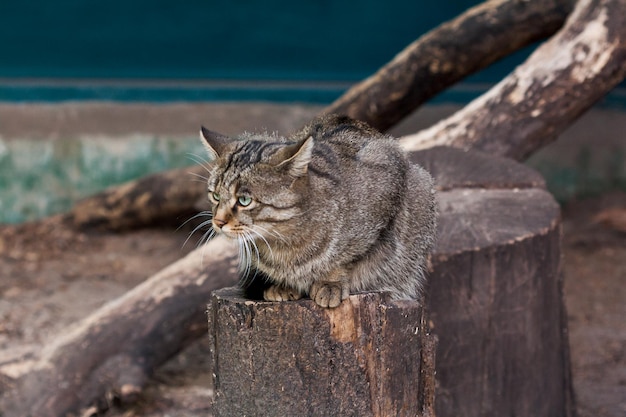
[[0, 240, 238, 417], [324, 0, 575, 132], [400, 0, 626, 160], [66, 0, 581, 232]]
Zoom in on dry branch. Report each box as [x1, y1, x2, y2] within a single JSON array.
[[0, 239, 238, 417], [400, 0, 626, 160], [71, 164, 207, 231], [68, 0, 576, 232], [325, 0, 575, 132]]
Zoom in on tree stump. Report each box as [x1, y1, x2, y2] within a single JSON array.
[[206, 147, 572, 417], [207, 288, 437, 417], [0, 147, 573, 417], [410, 147, 574, 417]]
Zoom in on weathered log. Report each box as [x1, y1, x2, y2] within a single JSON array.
[[0, 239, 239, 417], [70, 164, 207, 231], [325, 0, 574, 132], [68, 0, 577, 232], [401, 0, 626, 160], [410, 148, 573, 417], [207, 288, 436, 417], [431, 193, 572, 417], [67, 0, 624, 233], [1, 147, 574, 417]]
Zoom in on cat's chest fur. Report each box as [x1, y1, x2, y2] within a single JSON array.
[[200, 114, 437, 308]]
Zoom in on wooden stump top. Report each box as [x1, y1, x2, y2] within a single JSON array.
[[409, 147, 571, 417], [409, 146, 546, 191], [208, 288, 436, 417]]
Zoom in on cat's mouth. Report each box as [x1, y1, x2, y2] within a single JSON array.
[[215, 226, 238, 239], [224, 232, 242, 240], [213, 221, 269, 248], [214, 223, 246, 240]]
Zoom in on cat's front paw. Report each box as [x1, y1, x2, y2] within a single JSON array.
[[263, 285, 303, 302], [309, 281, 349, 308]]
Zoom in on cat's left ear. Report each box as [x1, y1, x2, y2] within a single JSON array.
[[200, 126, 232, 159], [276, 136, 314, 177]]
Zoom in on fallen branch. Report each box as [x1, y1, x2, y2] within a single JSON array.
[[68, 0, 574, 232], [325, 0, 575, 132], [400, 0, 626, 160], [71, 164, 207, 230], [0, 239, 238, 417]]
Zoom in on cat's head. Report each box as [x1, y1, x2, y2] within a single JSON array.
[[199, 127, 313, 243]]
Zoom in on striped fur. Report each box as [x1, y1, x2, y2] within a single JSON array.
[[199, 114, 437, 308]]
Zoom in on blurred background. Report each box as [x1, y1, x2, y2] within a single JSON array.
[[0, 3, 624, 417], [0, 0, 525, 102], [0, 0, 624, 224]]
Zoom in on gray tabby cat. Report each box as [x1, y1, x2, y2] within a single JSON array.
[[199, 114, 437, 308]]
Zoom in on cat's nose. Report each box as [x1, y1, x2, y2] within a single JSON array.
[[213, 218, 228, 229]]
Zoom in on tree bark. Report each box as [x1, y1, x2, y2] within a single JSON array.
[[67, 0, 579, 233], [1, 147, 574, 417], [70, 164, 207, 231], [400, 0, 626, 161], [0, 239, 238, 417], [409, 148, 573, 417], [208, 289, 436, 417], [325, 0, 575, 132]]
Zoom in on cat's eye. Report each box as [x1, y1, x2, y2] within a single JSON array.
[[211, 192, 220, 202], [237, 196, 252, 207]]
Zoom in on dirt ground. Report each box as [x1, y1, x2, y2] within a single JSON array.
[[0, 103, 624, 416], [560, 192, 626, 417], [0, 190, 624, 417]]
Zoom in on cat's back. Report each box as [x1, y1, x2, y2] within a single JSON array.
[[295, 114, 388, 149], [292, 115, 410, 233], [295, 114, 406, 180]]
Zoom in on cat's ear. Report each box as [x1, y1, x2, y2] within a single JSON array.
[[200, 126, 232, 159], [275, 136, 314, 177]]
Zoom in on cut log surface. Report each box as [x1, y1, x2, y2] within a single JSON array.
[[410, 147, 573, 417], [409, 146, 546, 191], [208, 289, 436, 417]]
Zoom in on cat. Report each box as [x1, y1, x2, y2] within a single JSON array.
[[198, 114, 437, 308]]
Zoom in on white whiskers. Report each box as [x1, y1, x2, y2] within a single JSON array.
[[235, 225, 282, 285], [185, 153, 215, 184], [246, 226, 276, 258], [182, 208, 282, 283], [187, 171, 209, 184], [234, 232, 249, 281], [180, 210, 216, 249], [186, 152, 214, 170]]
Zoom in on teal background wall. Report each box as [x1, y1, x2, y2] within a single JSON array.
[[0, 0, 552, 103], [1, 0, 463, 80], [0, 1, 624, 223]]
